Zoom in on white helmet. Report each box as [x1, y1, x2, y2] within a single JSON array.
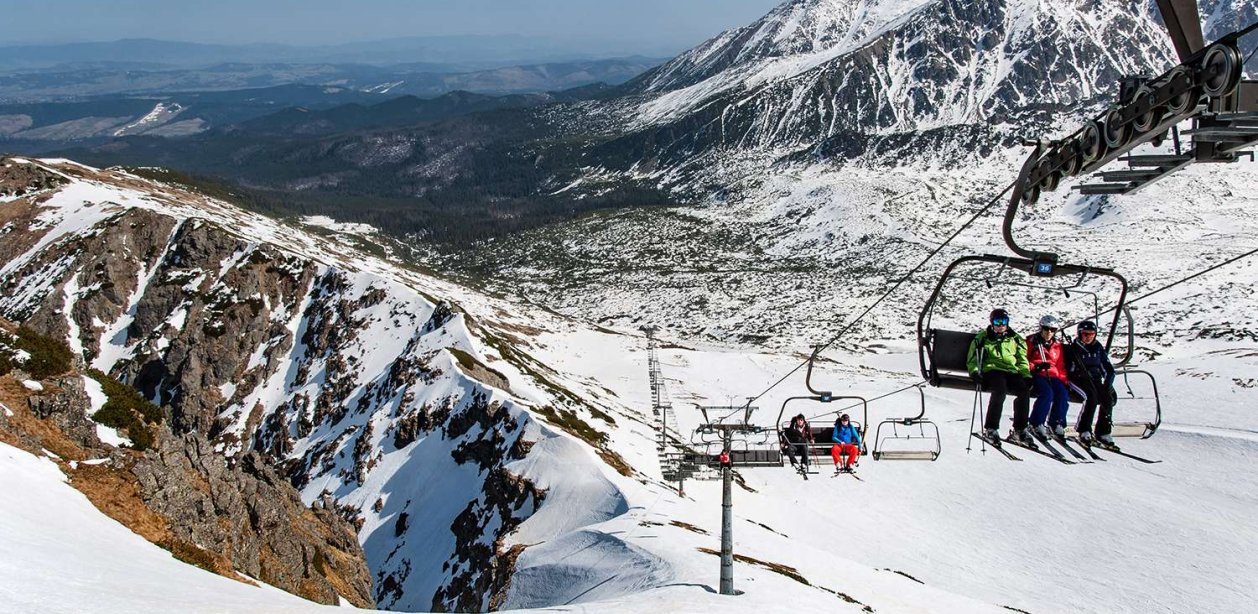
[[1039, 314, 1062, 330]]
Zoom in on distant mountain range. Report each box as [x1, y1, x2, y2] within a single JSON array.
[[0, 35, 675, 70]]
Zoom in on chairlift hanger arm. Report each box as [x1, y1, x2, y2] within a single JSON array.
[[1156, 0, 1204, 63], [1002, 141, 1058, 264]]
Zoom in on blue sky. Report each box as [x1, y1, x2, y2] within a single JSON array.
[[0, 0, 783, 54]]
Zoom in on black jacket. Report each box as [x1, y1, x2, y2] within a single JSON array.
[[1065, 338, 1115, 386], [782, 424, 811, 444]]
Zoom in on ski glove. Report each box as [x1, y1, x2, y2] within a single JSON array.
[[1033, 363, 1051, 372]]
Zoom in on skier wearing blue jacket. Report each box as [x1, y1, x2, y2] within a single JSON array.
[[830, 413, 862, 472]]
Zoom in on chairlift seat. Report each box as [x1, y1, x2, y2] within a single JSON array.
[[927, 329, 1085, 402], [872, 450, 940, 461], [728, 449, 783, 466]]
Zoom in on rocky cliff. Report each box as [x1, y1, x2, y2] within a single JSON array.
[[0, 157, 639, 611], [0, 319, 374, 607]]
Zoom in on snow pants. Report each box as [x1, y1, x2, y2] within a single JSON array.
[[1030, 375, 1070, 428], [982, 371, 1030, 432], [1069, 374, 1114, 437], [831, 443, 859, 468], [784, 441, 810, 466]]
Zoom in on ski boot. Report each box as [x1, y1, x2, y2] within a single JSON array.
[[1012, 427, 1039, 450], [1096, 434, 1120, 451]]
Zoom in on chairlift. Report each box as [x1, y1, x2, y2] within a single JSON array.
[[772, 347, 871, 471], [871, 385, 941, 461], [918, 254, 1129, 389]]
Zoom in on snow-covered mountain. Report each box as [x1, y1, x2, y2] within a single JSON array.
[[5, 157, 1258, 614], [0, 157, 657, 611], [600, 0, 1256, 175], [3, 2, 1258, 613]]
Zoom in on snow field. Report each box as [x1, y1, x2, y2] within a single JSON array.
[[519, 322, 1258, 614], [0, 442, 357, 614]]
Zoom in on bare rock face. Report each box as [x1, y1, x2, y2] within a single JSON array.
[[0, 331, 374, 609], [133, 434, 374, 607], [0, 158, 65, 197], [25, 373, 101, 449], [3, 164, 556, 611]]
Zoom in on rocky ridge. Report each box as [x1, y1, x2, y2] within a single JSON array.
[[0, 318, 374, 607], [0, 157, 647, 611]]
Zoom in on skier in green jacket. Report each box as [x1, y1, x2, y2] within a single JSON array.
[[968, 308, 1033, 444]]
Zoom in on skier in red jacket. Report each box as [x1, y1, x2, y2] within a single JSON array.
[[1026, 315, 1070, 439]]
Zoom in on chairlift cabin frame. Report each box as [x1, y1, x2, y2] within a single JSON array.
[[918, 255, 1161, 438], [918, 254, 1129, 384], [772, 347, 872, 470], [871, 385, 942, 461]]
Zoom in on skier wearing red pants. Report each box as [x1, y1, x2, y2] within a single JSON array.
[[830, 413, 862, 472]]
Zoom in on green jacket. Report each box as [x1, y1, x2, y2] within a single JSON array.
[[967, 327, 1030, 377]]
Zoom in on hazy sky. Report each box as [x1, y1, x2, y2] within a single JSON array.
[[0, 0, 784, 54]]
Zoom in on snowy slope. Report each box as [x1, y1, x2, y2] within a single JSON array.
[[515, 325, 1258, 614], [0, 442, 354, 614], [0, 159, 1048, 614]]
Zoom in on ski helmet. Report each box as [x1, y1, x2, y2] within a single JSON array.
[[1077, 320, 1098, 333], [1039, 315, 1062, 330], [989, 308, 1009, 324]]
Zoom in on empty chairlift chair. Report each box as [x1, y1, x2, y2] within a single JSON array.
[[871, 385, 941, 461]]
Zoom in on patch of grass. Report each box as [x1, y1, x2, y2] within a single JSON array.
[[87, 369, 164, 451], [669, 520, 709, 535], [0, 327, 74, 379], [885, 568, 925, 585], [695, 546, 872, 610], [447, 347, 511, 391], [168, 540, 225, 574], [696, 547, 810, 585], [534, 405, 607, 447]]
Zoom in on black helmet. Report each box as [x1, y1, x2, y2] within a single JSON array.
[[1077, 320, 1098, 333], [989, 308, 1009, 325]]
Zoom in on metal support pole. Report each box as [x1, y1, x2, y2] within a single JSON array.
[[719, 430, 735, 596]]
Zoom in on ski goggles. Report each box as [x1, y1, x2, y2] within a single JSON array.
[[991, 317, 1010, 326], [1041, 326, 1058, 332]]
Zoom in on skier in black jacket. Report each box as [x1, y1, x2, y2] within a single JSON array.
[[1064, 320, 1117, 446], [781, 414, 813, 468]]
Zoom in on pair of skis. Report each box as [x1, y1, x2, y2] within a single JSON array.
[[831, 466, 862, 481], [971, 431, 1159, 464], [1070, 437, 1162, 464], [1003, 432, 1076, 464]]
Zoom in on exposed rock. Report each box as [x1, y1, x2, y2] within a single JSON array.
[[0, 338, 374, 609], [25, 374, 101, 449], [133, 434, 374, 607], [0, 158, 65, 197]]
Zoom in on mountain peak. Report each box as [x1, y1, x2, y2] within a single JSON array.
[[636, 0, 933, 94]]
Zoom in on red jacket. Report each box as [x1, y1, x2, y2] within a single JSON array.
[[1026, 334, 1068, 381]]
